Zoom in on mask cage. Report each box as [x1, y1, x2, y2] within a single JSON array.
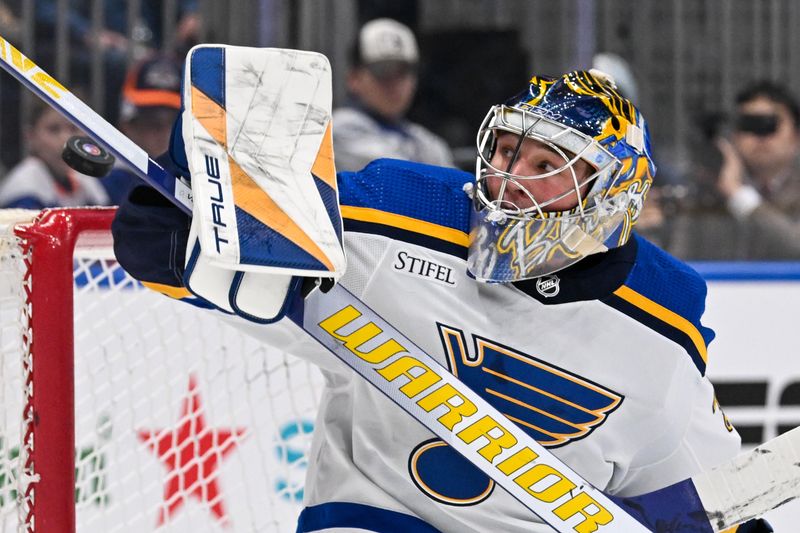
[[474, 105, 622, 222]]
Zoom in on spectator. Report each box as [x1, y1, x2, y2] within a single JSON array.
[[0, 99, 109, 209], [33, 0, 199, 123], [0, 2, 20, 42], [670, 81, 800, 259], [332, 18, 453, 172], [101, 55, 182, 205], [592, 52, 639, 103], [35, 0, 199, 53], [0, 2, 23, 170]]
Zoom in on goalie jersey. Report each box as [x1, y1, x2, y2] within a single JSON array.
[[115, 158, 741, 533], [234, 159, 741, 533]]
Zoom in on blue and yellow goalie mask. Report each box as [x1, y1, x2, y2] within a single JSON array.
[[467, 70, 657, 282]]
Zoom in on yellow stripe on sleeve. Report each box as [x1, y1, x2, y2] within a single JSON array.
[[613, 285, 708, 365], [141, 281, 193, 300], [341, 205, 470, 247]]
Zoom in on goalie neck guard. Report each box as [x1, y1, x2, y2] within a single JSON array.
[[467, 70, 656, 282]]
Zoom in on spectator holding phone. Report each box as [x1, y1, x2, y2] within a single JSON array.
[[670, 81, 800, 259]]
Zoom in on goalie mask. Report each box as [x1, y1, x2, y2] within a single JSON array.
[[467, 70, 656, 282]]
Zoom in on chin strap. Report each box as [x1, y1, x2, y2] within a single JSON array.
[[562, 224, 609, 256]]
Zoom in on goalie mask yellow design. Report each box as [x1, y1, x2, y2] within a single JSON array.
[[467, 70, 656, 282]]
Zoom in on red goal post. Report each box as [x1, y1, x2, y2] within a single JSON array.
[[0, 208, 322, 533]]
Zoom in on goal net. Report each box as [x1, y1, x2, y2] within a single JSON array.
[[0, 208, 323, 532]]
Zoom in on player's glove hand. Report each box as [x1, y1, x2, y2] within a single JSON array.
[[178, 44, 345, 323]]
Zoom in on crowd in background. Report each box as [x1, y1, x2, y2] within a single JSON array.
[[2, 1, 800, 262], [0, 0, 195, 209], [640, 82, 800, 260]]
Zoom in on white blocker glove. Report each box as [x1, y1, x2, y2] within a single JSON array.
[[181, 44, 345, 323]]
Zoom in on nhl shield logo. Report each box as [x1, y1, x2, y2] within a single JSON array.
[[535, 275, 560, 297]]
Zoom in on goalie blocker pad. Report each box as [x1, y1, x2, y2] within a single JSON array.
[[181, 44, 345, 322]]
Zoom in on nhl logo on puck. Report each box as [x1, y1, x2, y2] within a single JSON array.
[[81, 142, 103, 157], [62, 135, 115, 178], [536, 275, 560, 298]]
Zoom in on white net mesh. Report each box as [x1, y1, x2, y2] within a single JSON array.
[[0, 211, 36, 532], [0, 209, 324, 532]]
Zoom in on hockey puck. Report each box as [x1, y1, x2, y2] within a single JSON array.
[[62, 136, 115, 178]]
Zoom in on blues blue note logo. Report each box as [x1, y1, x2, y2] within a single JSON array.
[[408, 324, 623, 506], [409, 438, 496, 505]]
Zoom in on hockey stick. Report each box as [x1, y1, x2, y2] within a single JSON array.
[[2, 36, 795, 532]]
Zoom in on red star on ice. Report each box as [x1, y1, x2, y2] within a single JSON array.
[[137, 374, 247, 528]]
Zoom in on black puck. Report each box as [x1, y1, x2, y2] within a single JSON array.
[[62, 136, 115, 178]]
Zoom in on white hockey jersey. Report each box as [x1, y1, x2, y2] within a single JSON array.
[[228, 158, 740, 533]]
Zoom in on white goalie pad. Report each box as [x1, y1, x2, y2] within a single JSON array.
[[181, 44, 345, 321]]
